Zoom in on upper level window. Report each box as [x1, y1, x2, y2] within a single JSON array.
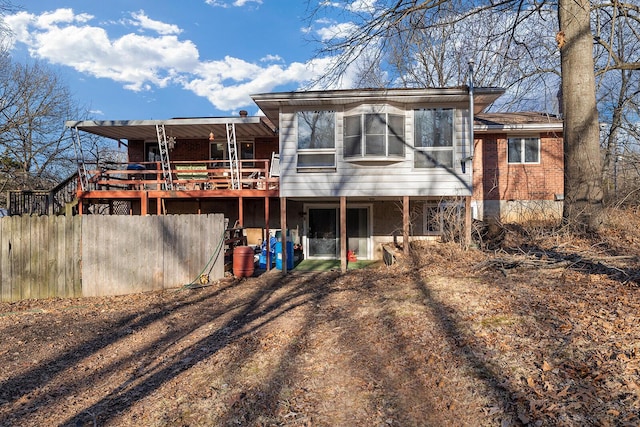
[[508, 137, 540, 164], [297, 111, 335, 168], [210, 141, 254, 165], [414, 108, 454, 168], [145, 142, 160, 163], [344, 112, 405, 158]]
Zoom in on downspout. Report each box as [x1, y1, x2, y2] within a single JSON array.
[[465, 59, 476, 244], [466, 59, 475, 173]]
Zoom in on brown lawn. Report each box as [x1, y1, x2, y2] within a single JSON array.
[[1, 208, 640, 426]]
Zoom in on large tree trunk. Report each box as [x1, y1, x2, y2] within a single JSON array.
[[558, 0, 604, 231]]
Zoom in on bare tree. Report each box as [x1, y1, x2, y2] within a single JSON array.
[[385, 2, 560, 112], [557, 0, 603, 230], [305, 0, 640, 231], [593, 3, 640, 201], [0, 60, 80, 191]]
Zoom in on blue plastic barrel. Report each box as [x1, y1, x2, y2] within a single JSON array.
[[275, 241, 294, 270], [258, 250, 267, 269]]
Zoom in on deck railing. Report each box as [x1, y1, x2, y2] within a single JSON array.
[[7, 158, 279, 216], [8, 172, 79, 216], [84, 159, 278, 192]]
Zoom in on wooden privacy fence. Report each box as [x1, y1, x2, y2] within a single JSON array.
[[0, 214, 226, 302], [0, 215, 81, 302]]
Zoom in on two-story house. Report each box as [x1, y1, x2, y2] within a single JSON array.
[[59, 87, 563, 267], [251, 87, 504, 262]]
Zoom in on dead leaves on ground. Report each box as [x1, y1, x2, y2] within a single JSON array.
[[2, 213, 640, 426]]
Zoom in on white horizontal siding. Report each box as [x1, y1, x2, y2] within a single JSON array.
[[279, 106, 473, 198]]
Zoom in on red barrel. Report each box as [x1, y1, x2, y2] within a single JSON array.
[[233, 246, 255, 277]]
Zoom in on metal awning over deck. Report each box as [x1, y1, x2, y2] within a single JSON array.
[[65, 116, 277, 141]]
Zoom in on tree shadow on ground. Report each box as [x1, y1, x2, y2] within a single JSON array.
[[503, 243, 640, 286], [461, 231, 640, 424], [4, 237, 633, 426], [2, 269, 373, 426], [58, 271, 335, 426], [0, 279, 242, 425]]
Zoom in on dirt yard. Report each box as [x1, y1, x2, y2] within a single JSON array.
[[1, 209, 640, 426]]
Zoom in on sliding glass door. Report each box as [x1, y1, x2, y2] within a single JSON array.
[[306, 205, 370, 259], [347, 207, 369, 258], [308, 208, 338, 258]]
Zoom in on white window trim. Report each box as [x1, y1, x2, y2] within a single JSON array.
[[343, 108, 406, 160], [296, 148, 337, 170], [413, 108, 456, 169], [296, 110, 337, 170], [507, 136, 541, 164]]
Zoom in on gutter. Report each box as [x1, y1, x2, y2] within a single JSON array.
[[474, 123, 564, 132]]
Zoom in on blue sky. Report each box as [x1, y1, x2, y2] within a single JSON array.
[[3, 1, 363, 120]]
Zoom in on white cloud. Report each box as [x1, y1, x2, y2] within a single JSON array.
[[346, 0, 377, 14], [316, 22, 358, 41], [319, 0, 377, 14], [308, 2, 375, 43], [3, 12, 35, 48], [4, 8, 336, 112], [205, 0, 262, 7], [23, 20, 199, 91], [260, 54, 283, 62], [185, 57, 331, 110], [233, 0, 263, 6], [36, 8, 93, 27], [205, 0, 229, 8], [129, 10, 182, 35]]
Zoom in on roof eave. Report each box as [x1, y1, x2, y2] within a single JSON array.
[[252, 87, 506, 125], [65, 116, 277, 142], [65, 116, 267, 130], [474, 123, 564, 133]]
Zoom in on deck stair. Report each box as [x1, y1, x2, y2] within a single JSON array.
[[8, 171, 79, 216]]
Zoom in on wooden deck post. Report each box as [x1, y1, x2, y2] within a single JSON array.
[[403, 196, 410, 256], [238, 196, 244, 226], [141, 192, 148, 216], [340, 196, 347, 273], [265, 196, 270, 271], [465, 196, 472, 248], [280, 197, 287, 274]]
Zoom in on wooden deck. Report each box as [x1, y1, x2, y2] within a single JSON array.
[[78, 159, 279, 215]]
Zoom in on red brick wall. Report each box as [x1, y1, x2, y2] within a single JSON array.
[[254, 137, 279, 160], [473, 132, 564, 202], [127, 137, 279, 163], [166, 139, 210, 161], [128, 140, 144, 162]]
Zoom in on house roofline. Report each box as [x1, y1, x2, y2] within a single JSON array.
[[65, 116, 268, 130], [474, 123, 564, 132], [252, 87, 505, 126], [65, 116, 277, 142], [252, 86, 505, 100]]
